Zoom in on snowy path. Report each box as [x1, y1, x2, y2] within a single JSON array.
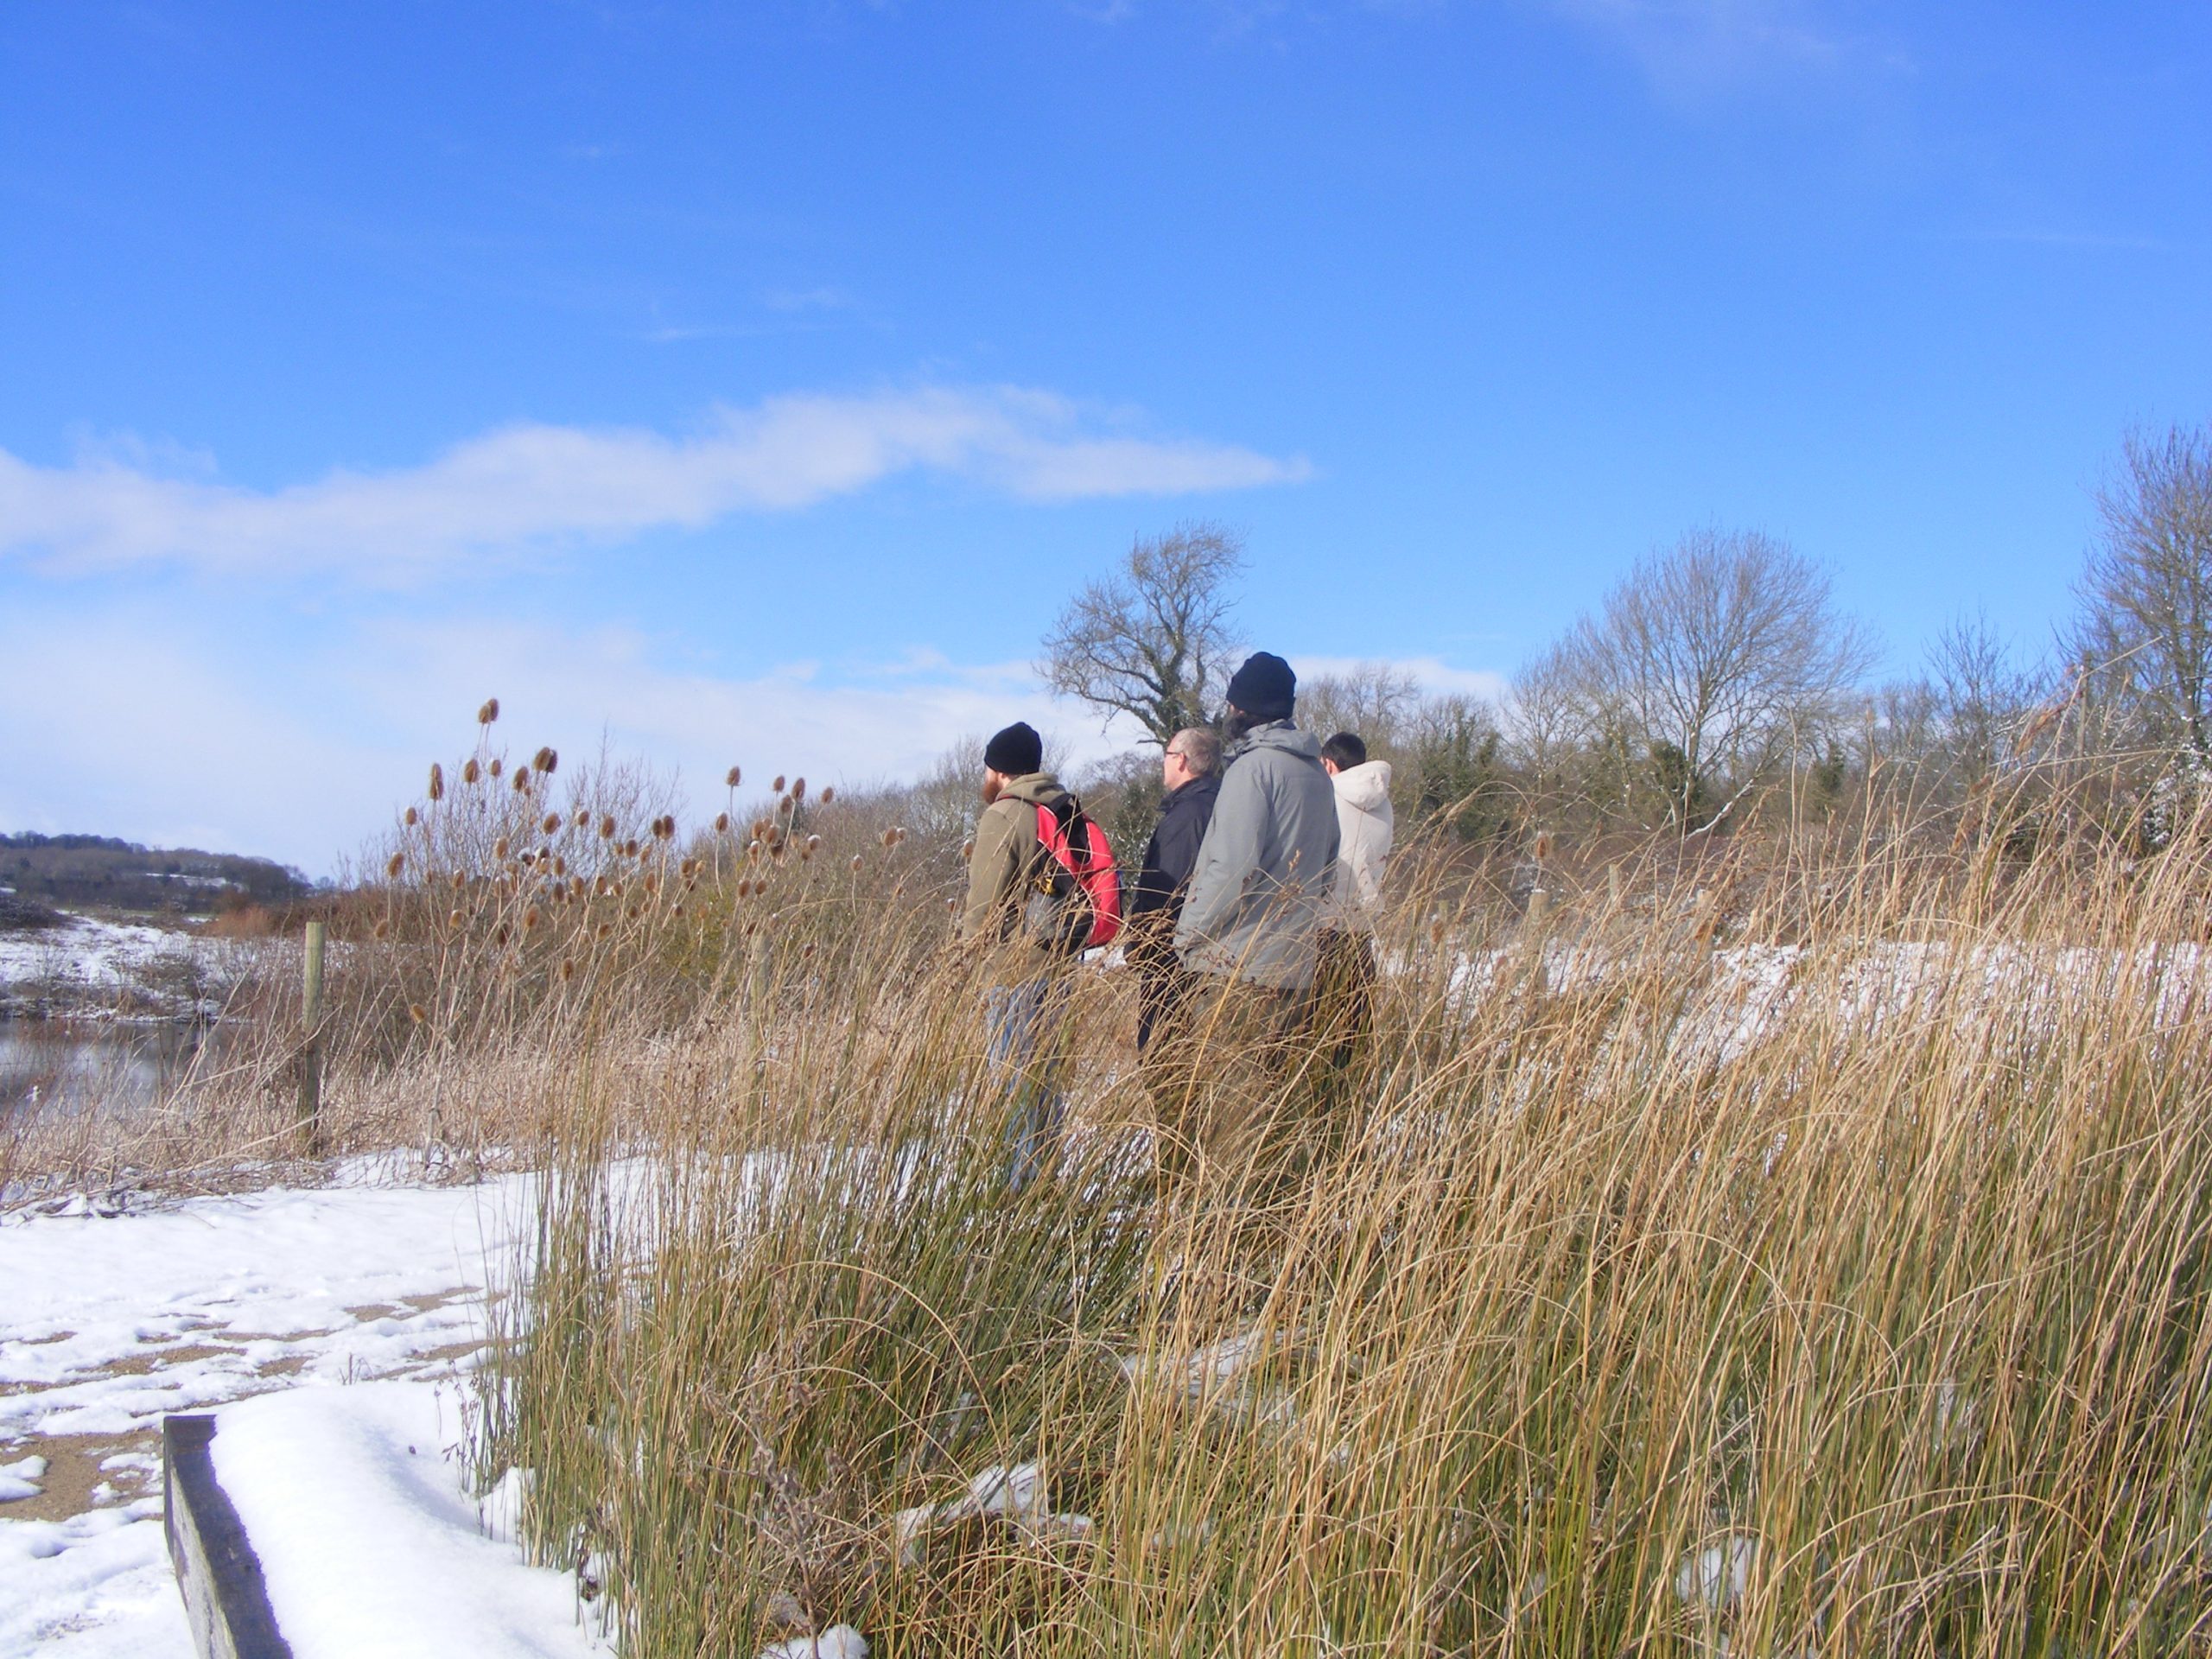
[[0, 1173, 546, 1657]]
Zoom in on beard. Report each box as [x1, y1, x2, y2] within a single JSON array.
[[1224, 709, 1262, 742], [981, 772, 1004, 807]]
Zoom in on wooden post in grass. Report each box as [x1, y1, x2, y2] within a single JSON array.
[[1525, 887, 1550, 994], [1526, 833, 1553, 995], [298, 920, 326, 1152]]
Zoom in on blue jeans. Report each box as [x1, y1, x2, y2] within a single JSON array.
[[986, 975, 1069, 1194]]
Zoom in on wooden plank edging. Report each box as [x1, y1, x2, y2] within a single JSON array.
[[163, 1414, 295, 1659]]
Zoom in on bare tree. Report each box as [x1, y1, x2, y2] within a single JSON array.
[[1562, 529, 1874, 828], [1924, 614, 2042, 789], [1298, 661, 1422, 748], [1039, 522, 1245, 747], [2071, 424, 2212, 766]]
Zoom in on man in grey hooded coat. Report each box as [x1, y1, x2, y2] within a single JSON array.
[[1156, 652, 1340, 1215]]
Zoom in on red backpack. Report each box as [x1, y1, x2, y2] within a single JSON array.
[[1029, 799, 1122, 951]]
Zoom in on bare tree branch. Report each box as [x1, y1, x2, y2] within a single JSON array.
[[1037, 522, 1247, 747]]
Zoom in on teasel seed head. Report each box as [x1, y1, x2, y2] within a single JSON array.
[[478, 697, 500, 725], [596, 922, 612, 939], [451, 870, 467, 891], [679, 857, 699, 880], [385, 852, 406, 880], [960, 838, 974, 861], [410, 1002, 429, 1024], [766, 825, 785, 850], [881, 827, 899, 849], [373, 918, 390, 939], [537, 813, 556, 836], [671, 903, 683, 918], [560, 958, 575, 982], [891, 825, 908, 845], [512, 769, 531, 794], [493, 925, 510, 948], [532, 747, 557, 774], [747, 841, 763, 863], [569, 875, 584, 897], [404, 805, 419, 827], [524, 906, 541, 931], [493, 836, 511, 860], [598, 814, 616, 839], [714, 812, 731, 834], [819, 785, 835, 805], [643, 873, 659, 895], [552, 855, 567, 876], [804, 835, 821, 859], [428, 763, 444, 802], [791, 776, 807, 802], [771, 774, 785, 795], [945, 896, 958, 915], [1533, 830, 1554, 862], [627, 903, 641, 920], [849, 854, 863, 874], [489, 757, 503, 778], [462, 758, 481, 785], [448, 909, 464, 927], [725, 765, 741, 788], [571, 809, 589, 828], [622, 837, 640, 859]]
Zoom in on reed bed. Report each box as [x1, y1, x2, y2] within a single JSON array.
[[469, 800, 2212, 1657], [14, 712, 2212, 1654]]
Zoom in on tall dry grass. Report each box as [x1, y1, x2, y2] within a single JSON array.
[[0, 721, 947, 1196], [469, 788, 2212, 1656]]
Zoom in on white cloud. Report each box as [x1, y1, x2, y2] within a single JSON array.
[[0, 604, 1143, 876], [1542, 0, 1877, 98], [0, 387, 1309, 583]]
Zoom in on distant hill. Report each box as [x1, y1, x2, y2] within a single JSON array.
[[0, 832, 312, 918]]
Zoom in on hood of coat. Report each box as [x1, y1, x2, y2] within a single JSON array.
[[993, 771, 1070, 810], [1229, 720, 1326, 766], [1332, 759, 1394, 814]]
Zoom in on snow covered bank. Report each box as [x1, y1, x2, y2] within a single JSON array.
[[0, 912, 248, 1021], [211, 1382, 605, 1658], [0, 1173, 540, 1657]]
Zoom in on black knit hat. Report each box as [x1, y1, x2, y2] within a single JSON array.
[[983, 721, 1044, 776], [1224, 652, 1297, 722]]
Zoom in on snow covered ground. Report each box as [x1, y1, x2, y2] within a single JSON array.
[[0, 1170, 606, 1658], [0, 912, 248, 1021]]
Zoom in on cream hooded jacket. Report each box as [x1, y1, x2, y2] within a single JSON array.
[[1327, 760, 1394, 931]]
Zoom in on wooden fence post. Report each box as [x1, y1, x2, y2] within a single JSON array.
[[298, 920, 325, 1153], [1525, 887, 1551, 995]]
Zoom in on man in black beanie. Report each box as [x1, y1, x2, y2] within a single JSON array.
[[958, 720, 1080, 1192], [1154, 652, 1339, 1234]]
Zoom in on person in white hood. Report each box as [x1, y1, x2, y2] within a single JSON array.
[[1323, 733, 1394, 929], [1317, 732, 1393, 1068]]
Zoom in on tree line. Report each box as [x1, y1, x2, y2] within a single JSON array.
[[0, 831, 312, 918], [1031, 422, 2212, 860]]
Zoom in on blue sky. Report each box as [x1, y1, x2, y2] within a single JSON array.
[[3, 1, 2207, 873]]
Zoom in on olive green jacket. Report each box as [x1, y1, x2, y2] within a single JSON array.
[[958, 772, 1077, 987]]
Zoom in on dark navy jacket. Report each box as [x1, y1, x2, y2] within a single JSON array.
[[1128, 773, 1221, 925]]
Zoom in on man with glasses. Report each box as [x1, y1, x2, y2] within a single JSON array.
[[1128, 726, 1223, 1058]]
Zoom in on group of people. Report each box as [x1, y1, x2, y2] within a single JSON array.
[[955, 650, 1395, 1210]]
